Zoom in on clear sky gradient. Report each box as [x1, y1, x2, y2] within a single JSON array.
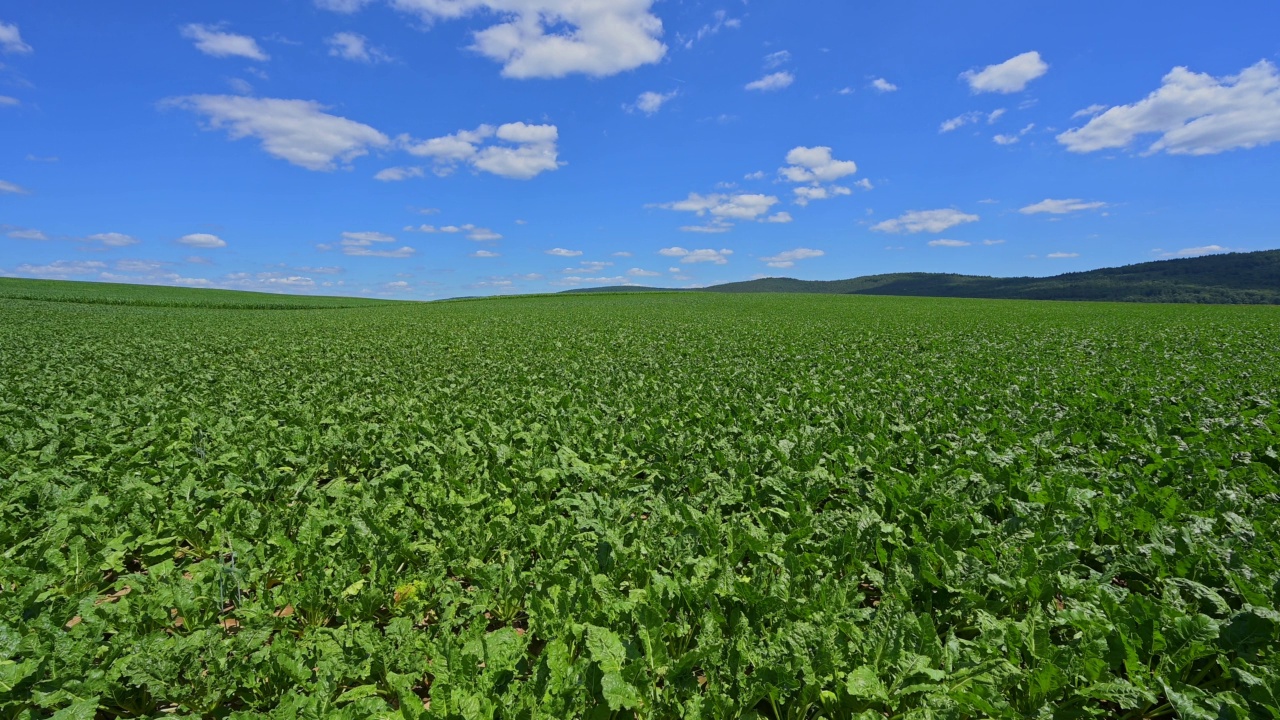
[[3, 1, 1279, 298]]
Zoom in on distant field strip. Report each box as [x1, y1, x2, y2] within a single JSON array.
[[1, 284, 1278, 718]]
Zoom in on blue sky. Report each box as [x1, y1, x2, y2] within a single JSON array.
[[2, 1, 1279, 298]]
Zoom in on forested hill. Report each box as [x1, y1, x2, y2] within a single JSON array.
[[566, 249, 1280, 304]]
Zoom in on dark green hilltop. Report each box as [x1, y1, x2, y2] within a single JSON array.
[[565, 248, 1280, 304]]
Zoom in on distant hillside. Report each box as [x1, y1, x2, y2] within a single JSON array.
[[0, 277, 393, 309], [566, 250, 1280, 304]]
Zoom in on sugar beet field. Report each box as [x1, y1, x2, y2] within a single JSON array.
[[2, 285, 1279, 719]]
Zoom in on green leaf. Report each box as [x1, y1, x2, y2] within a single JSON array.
[[846, 666, 888, 701], [600, 672, 643, 711]]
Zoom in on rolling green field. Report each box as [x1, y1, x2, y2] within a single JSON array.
[[2, 283, 1279, 719]]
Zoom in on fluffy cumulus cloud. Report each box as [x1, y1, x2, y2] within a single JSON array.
[[178, 233, 227, 248], [746, 71, 794, 92], [401, 122, 560, 179], [168, 95, 390, 171], [87, 232, 141, 247], [1019, 198, 1108, 215], [0, 179, 29, 195], [180, 24, 269, 61], [0, 21, 33, 54], [659, 247, 733, 264], [928, 239, 971, 247], [546, 247, 582, 257], [793, 185, 851, 207], [777, 146, 860, 206], [872, 209, 980, 234], [961, 51, 1048, 94], [627, 268, 660, 277], [653, 192, 781, 232], [779, 146, 858, 184], [327, 32, 391, 63], [335, 231, 416, 258], [1057, 60, 1280, 155], [471, 249, 500, 258], [628, 89, 677, 115], [760, 248, 823, 269], [1048, 252, 1080, 259], [389, 0, 666, 79], [870, 78, 898, 93]]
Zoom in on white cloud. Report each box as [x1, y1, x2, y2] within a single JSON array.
[[940, 112, 982, 133], [928, 239, 971, 247], [402, 122, 560, 179], [746, 71, 794, 92], [627, 267, 661, 277], [870, 78, 898, 93], [744, 170, 766, 180], [682, 9, 740, 49], [347, 246, 416, 258], [854, 178, 874, 190], [793, 185, 851, 206], [0, 95, 19, 107], [1057, 60, 1280, 155], [1019, 198, 1108, 215], [410, 223, 501, 240], [680, 224, 733, 233], [764, 50, 791, 69], [546, 247, 582, 257], [1047, 252, 1079, 259], [471, 249, 500, 258], [961, 51, 1048, 94], [327, 32, 391, 63], [612, 251, 632, 257], [760, 247, 823, 268], [0, 179, 29, 194], [390, 0, 666, 79], [562, 261, 612, 273], [1072, 103, 1107, 119], [114, 260, 167, 273], [765, 212, 793, 223], [15, 261, 106, 277], [659, 247, 733, 264], [168, 95, 390, 171], [375, 166, 425, 181], [0, 21, 33, 54], [983, 239, 1006, 245], [629, 89, 677, 115], [1159, 245, 1234, 258], [994, 123, 1035, 145], [779, 146, 858, 184], [178, 233, 227, 248], [342, 231, 396, 246], [941, 109, 1009, 133], [226, 78, 254, 95], [181, 24, 269, 61], [654, 192, 780, 227], [315, 0, 375, 12], [7, 228, 47, 241], [465, 226, 502, 241], [335, 234, 415, 257], [87, 232, 141, 247], [872, 209, 980, 234]]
